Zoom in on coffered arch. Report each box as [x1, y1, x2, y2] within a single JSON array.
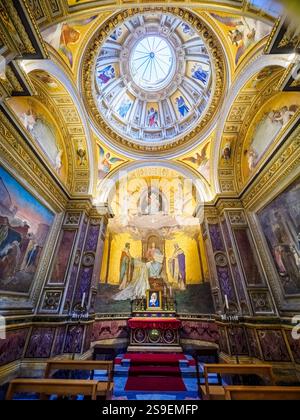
[[214, 54, 292, 195], [20, 59, 96, 196]]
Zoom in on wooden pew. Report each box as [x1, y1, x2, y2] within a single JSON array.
[[225, 386, 300, 400], [201, 364, 276, 400], [44, 360, 114, 399], [6, 379, 99, 400]]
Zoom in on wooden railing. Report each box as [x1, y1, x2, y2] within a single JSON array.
[[201, 364, 276, 400], [6, 379, 99, 400], [224, 386, 300, 400]]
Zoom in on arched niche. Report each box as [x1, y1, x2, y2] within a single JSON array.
[[18, 60, 95, 196], [214, 54, 292, 194]]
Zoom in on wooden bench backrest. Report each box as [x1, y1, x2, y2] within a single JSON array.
[[225, 386, 300, 400], [6, 379, 99, 400], [44, 360, 113, 381], [203, 364, 275, 397]]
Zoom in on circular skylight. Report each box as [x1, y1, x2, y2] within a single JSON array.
[[89, 11, 223, 151], [130, 36, 174, 91]]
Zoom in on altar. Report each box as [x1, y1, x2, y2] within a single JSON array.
[[128, 317, 182, 352], [128, 290, 182, 352]]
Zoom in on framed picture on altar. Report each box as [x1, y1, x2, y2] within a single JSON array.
[[146, 290, 162, 310]]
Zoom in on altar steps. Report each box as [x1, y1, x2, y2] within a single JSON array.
[[114, 353, 196, 378], [113, 353, 199, 400]]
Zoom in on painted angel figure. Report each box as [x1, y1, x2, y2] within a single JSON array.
[[42, 16, 97, 67], [211, 14, 270, 65], [183, 143, 209, 172], [98, 146, 123, 178]]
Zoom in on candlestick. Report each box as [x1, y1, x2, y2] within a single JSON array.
[[224, 294, 229, 311], [81, 292, 86, 308]]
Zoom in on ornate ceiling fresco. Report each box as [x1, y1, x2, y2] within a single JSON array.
[[93, 12, 213, 147], [1, 0, 299, 200], [81, 8, 227, 156]]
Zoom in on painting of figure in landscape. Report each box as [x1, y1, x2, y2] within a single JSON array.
[[258, 178, 300, 295], [0, 166, 54, 294]]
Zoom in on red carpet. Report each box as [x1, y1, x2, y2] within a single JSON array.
[[121, 353, 188, 392], [125, 375, 186, 392], [116, 353, 195, 366], [128, 365, 184, 376]]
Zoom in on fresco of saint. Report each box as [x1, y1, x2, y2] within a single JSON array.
[[146, 242, 164, 279], [117, 99, 132, 119], [118, 243, 133, 291], [176, 96, 189, 117], [146, 107, 159, 128], [97, 65, 115, 86], [191, 64, 209, 84], [113, 258, 150, 302], [169, 244, 186, 290]]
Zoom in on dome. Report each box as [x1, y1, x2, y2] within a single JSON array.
[[82, 9, 227, 155], [92, 11, 216, 149]]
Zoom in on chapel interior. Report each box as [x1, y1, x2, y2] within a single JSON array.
[[0, 0, 300, 402]]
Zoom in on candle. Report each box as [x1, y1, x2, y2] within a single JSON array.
[[164, 286, 166, 297], [169, 286, 172, 298], [81, 292, 86, 308], [224, 294, 229, 311]]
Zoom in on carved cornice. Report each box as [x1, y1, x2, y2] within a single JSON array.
[[31, 74, 91, 195], [66, 199, 93, 213]]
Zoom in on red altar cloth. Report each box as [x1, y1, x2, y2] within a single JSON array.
[[128, 318, 181, 330]]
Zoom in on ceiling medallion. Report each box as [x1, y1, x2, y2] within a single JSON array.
[[82, 8, 227, 155]]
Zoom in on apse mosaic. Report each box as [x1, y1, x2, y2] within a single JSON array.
[[7, 97, 67, 183], [94, 12, 213, 145], [258, 177, 300, 296], [96, 167, 210, 314], [0, 166, 54, 294], [210, 13, 271, 66]]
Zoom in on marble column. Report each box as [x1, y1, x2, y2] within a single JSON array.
[[36, 201, 113, 356], [201, 201, 277, 317]]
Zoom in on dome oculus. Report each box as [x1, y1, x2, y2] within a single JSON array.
[[130, 36, 174, 91]]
